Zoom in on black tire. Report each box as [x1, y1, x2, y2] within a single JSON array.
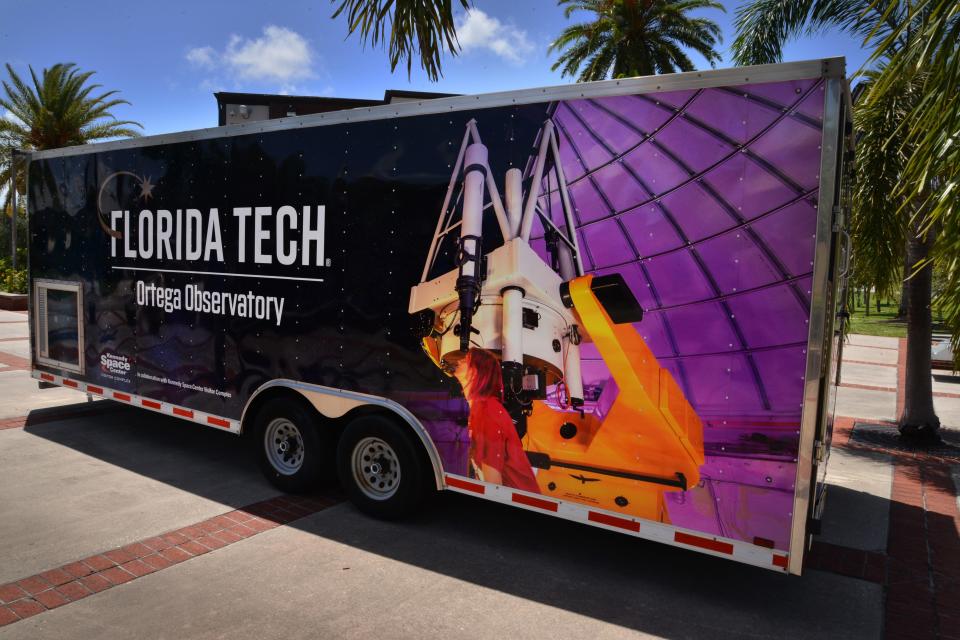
[[252, 397, 331, 493], [337, 414, 430, 519]]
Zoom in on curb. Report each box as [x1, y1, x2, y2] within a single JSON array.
[[0, 400, 123, 431], [0, 293, 27, 312]]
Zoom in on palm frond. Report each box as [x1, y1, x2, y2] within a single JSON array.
[[550, 0, 724, 81], [849, 68, 916, 298], [864, 0, 960, 362], [0, 61, 142, 221], [331, 0, 470, 81], [731, 0, 888, 66]]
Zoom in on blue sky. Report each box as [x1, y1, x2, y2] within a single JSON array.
[[2, 0, 870, 137]]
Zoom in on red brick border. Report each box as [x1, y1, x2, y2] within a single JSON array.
[[844, 359, 899, 368], [848, 343, 901, 351], [832, 416, 960, 639], [840, 382, 898, 394], [885, 460, 959, 639], [0, 492, 342, 627], [896, 338, 907, 420], [837, 383, 960, 400], [0, 351, 29, 372], [804, 540, 887, 583]]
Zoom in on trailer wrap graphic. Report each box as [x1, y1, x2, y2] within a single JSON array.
[[30, 76, 827, 552]]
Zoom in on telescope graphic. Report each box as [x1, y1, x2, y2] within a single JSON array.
[[408, 117, 705, 522]]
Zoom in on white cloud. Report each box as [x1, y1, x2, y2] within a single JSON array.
[[455, 9, 533, 65], [199, 78, 226, 93], [185, 26, 315, 86], [186, 46, 217, 69], [225, 26, 314, 82]]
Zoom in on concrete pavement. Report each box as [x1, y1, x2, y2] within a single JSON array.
[[836, 333, 960, 427], [819, 447, 892, 553], [0, 494, 882, 640], [0, 409, 277, 583], [0, 402, 884, 639], [0, 318, 957, 639], [0, 310, 82, 419]]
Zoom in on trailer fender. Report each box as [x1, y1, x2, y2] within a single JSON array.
[[241, 379, 445, 490]]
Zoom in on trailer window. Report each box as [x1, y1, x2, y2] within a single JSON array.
[[34, 280, 84, 374]]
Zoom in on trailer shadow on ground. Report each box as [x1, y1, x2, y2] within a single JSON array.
[[23, 403, 887, 639], [23, 400, 272, 507]]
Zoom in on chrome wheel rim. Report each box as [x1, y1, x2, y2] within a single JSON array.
[[352, 437, 401, 501], [264, 418, 305, 475]]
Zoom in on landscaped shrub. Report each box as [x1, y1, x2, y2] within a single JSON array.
[[0, 257, 27, 294]]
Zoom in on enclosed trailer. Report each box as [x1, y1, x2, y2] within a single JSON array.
[[24, 58, 853, 574]]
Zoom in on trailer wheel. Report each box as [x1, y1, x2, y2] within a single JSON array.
[[337, 415, 428, 519], [253, 398, 329, 493]]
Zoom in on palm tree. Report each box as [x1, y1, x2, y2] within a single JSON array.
[[850, 67, 941, 439], [548, 0, 725, 82], [331, 0, 470, 82], [873, 0, 960, 389], [848, 69, 909, 310], [731, 1, 950, 443], [0, 62, 142, 215]]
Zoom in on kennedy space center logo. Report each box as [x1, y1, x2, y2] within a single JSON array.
[[99, 350, 133, 383]]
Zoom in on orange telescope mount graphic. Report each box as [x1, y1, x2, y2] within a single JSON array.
[[524, 273, 704, 523]]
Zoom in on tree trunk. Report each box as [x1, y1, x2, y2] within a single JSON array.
[[897, 238, 910, 318], [865, 288, 871, 316], [899, 225, 940, 443]]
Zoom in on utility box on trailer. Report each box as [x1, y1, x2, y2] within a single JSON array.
[[25, 58, 852, 574]]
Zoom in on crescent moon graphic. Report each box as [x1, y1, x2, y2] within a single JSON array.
[[97, 171, 154, 239]]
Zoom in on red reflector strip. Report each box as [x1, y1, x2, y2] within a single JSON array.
[[113, 392, 131, 402], [753, 536, 775, 549], [675, 532, 734, 555], [142, 399, 161, 410], [588, 511, 640, 532], [512, 493, 558, 512], [207, 416, 230, 428], [40, 373, 55, 382], [446, 476, 485, 494], [773, 554, 788, 568], [63, 379, 78, 388], [173, 407, 194, 419], [86, 385, 104, 395]]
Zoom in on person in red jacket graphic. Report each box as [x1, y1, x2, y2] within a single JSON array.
[[452, 348, 540, 493]]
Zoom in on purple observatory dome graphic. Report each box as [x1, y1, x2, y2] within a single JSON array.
[[527, 78, 827, 547]]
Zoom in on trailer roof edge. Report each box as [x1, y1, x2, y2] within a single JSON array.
[[27, 58, 844, 162]]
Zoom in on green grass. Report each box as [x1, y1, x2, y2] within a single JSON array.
[[845, 294, 948, 338], [846, 297, 907, 338]]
